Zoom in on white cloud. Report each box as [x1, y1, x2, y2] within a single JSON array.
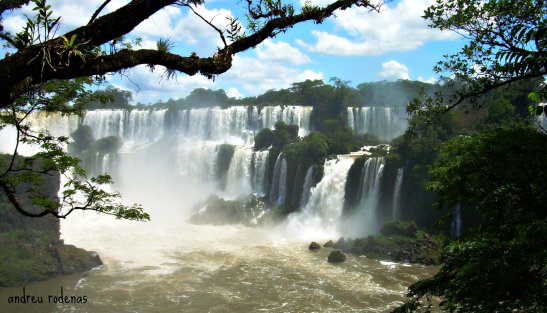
[[219, 55, 323, 95], [133, 5, 240, 56], [134, 6, 182, 38], [2, 15, 27, 34], [114, 65, 214, 103], [379, 60, 410, 80], [256, 40, 311, 65], [298, 0, 458, 55], [226, 87, 244, 99], [299, 0, 336, 7], [137, 40, 159, 50], [42, 0, 127, 32], [417, 76, 437, 84], [4, 1, 232, 56]]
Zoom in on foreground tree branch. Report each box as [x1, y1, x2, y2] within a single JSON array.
[[0, 0, 31, 15], [0, 0, 381, 108]]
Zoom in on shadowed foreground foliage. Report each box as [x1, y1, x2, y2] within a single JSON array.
[[394, 125, 547, 312]]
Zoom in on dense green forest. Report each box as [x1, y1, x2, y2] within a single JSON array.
[[90, 79, 438, 110]]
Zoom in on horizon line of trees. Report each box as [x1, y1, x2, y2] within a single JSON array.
[[87, 78, 442, 110]]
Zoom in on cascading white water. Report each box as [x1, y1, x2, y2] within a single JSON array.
[[347, 107, 408, 141], [225, 145, 253, 196], [392, 167, 404, 220], [284, 157, 354, 240], [18, 106, 314, 203], [343, 157, 385, 237], [250, 150, 269, 195], [451, 204, 462, 237], [299, 165, 315, 208], [269, 153, 287, 206], [24, 111, 80, 137], [259, 106, 312, 137]]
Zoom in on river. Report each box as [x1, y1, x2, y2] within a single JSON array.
[[0, 212, 435, 313]]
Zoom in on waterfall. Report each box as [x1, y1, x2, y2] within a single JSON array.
[[225, 146, 253, 196], [344, 157, 385, 237], [250, 150, 269, 195], [451, 204, 462, 237], [347, 107, 408, 141], [23, 111, 80, 137], [299, 165, 315, 209], [175, 141, 218, 182], [392, 168, 403, 220], [269, 153, 287, 206], [259, 106, 313, 136], [285, 157, 354, 239], [7, 106, 341, 220], [538, 103, 547, 130]]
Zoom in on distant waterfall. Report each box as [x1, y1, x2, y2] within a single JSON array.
[[250, 150, 269, 195], [269, 153, 287, 206], [20, 106, 313, 198], [392, 168, 404, 220], [285, 157, 354, 239], [170, 106, 313, 145], [538, 104, 547, 130], [347, 107, 408, 141], [82, 109, 167, 149], [224, 146, 253, 195], [451, 204, 462, 237], [260, 106, 312, 137], [344, 157, 385, 237], [299, 165, 315, 208]]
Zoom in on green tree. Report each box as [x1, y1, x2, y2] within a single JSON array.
[[394, 125, 547, 312], [416, 0, 546, 113], [86, 86, 133, 110], [0, 0, 384, 219], [184, 88, 229, 108]]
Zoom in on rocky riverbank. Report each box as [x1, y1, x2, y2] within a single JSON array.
[[314, 221, 443, 265], [0, 159, 102, 287]]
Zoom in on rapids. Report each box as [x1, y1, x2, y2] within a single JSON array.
[[0, 213, 436, 313]]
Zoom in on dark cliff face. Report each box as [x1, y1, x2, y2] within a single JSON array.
[[0, 160, 102, 287]]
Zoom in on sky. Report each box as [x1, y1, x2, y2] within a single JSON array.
[[1, 0, 466, 104]]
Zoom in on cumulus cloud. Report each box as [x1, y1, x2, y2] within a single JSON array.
[[218, 55, 323, 95], [256, 40, 311, 65], [3, 1, 233, 56], [417, 76, 437, 84], [379, 60, 410, 80], [298, 0, 458, 55], [132, 4, 243, 56], [114, 65, 214, 104], [226, 87, 244, 99], [2, 15, 27, 34]]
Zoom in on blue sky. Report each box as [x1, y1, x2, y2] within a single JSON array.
[[2, 0, 466, 104]]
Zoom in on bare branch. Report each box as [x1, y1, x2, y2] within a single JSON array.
[[0, 0, 383, 107], [88, 0, 112, 25], [0, 32, 19, 49], [180, 3, 227, 48]]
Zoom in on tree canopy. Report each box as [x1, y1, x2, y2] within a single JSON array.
[[394, 125, 547, 312], [393, 0, 547, 311], [409, 0, 546, 114]]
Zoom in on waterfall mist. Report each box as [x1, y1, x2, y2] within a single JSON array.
[[1, 105, 411, 240]]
